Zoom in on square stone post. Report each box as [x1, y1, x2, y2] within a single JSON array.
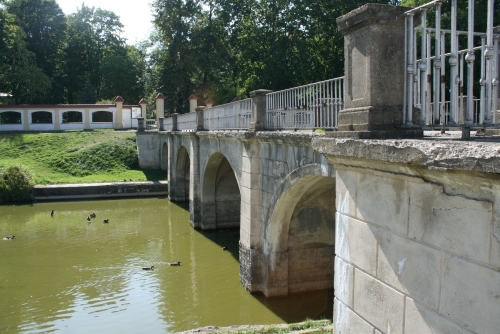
[[137, 117, 145, 132], [336, 4, 422, 138], [249, 89, 272, 131], [195, 106, 205, 131], [139, 98, 148, 118], [171, 113, 178, 131], [159, 117, 165, 131], [155, 93, 165, 123], [114, 96, 124, 129]]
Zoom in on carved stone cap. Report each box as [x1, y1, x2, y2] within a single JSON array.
[[250, 89, 273, 97], [138, 98, 148, 105], [114, 96, 124, 103], [155, 93, 165, 100], [337, 4, 411, 35]]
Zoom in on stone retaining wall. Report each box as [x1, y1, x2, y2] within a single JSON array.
[[32, 181, 168, 201]]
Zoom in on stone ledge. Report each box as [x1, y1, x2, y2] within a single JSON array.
[[312, 137, 500, 174], [33, 181, 168, 201]]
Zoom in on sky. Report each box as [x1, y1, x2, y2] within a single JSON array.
[[57, 0, 155, 45]]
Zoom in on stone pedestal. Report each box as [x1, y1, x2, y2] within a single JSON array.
[[137, 117, 145, 132], [249, 89, 272, 131], [195, 106, 205, 131], [336, 4, 422, 138]]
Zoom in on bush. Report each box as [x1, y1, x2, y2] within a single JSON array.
[[0, 165, 34, 203]]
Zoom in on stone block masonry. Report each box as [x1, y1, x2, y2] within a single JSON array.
[[315, 137, 500, 334]]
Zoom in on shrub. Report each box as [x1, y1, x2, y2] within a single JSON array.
[[0, 165, 34, 203]]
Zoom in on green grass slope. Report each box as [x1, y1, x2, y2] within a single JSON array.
[[0, 130, 165, 184]]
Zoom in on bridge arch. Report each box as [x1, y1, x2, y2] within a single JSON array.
[[263, 164, 336, 296], [173, 145, 190, 201], [201, 152, 241, 230]]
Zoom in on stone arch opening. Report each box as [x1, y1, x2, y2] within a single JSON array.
[[175, 146, 190, 201], [202, 153, 241, 230], [264, 167, 336, 296], [161, 142, 168, 171]]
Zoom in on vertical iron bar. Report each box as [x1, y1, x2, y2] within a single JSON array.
[[420, 10, 428, 124], [449, 0, 459, 124]]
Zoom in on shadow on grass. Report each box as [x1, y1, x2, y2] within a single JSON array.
[[140, 169, 167, 181]]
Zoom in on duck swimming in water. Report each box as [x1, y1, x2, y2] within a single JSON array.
[[142, 266, 155, 270], [103, 219, 109, 223], [3, 235, 15, 240], [51, 210, 54, 216], [169, 261, 181, 266], [89, 213, 96, 218], [87, 216, 91, 222]]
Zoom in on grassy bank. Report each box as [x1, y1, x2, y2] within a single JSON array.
[[0, 130, 165, 184]]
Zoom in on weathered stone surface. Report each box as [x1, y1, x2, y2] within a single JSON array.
[[440, 254, 500, 334], [336, 168, 357, 217], [409, 182, 492, 263], [353, 268, 405, 334], [377, 230, 441, 309], [356, 170, 409, 234], [405, 297, 472, 334], [334, 257, 354, 308], [313, 137, 500, 174], [336, 213, 378, 276], [334, 298, 374, 334]]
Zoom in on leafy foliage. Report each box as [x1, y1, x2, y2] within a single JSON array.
[[0, 165, 34, 203]]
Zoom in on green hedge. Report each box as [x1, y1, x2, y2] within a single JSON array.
[[0, 165, 34, 204]]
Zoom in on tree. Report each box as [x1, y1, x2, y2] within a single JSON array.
[[5, 0, 66, 103], [0, 7, 51, 103], [79, 78, 97, 104]]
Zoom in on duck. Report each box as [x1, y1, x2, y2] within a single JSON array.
[[89, 213, 96, 218], [3, 235, 15, 240], [51, 210, 54, 216], [87, 216, 91, 222], [103, 219, 109, 223], [169, 261, 181, 266], [142, 266, 155, 270], [222, 246, 227, 251]]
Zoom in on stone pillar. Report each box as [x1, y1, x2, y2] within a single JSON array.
[[114, 96, 124, 129], [155, 93, 165, 123], [84, 108, 90, 130], [139, 98, 148, 118], [195, 106, 205, 131], [159, 117, 165, 131], [171, 113, 178, 131], [54, 109, 60, 131], [137, 117, 145, 132], [239, 140, 264, 293], [336, 4, 422, 138], [189, 135, 201, 228], [249, 89, 272, 131], [188, 94, 198, 113], [23, 109, 29, 131], [205, 98, 214, 108]]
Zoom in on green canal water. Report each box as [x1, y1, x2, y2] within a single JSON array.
[[0, 198, 333, 333]]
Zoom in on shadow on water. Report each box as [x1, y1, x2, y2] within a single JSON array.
[[199, 227, 240, 261], [253, 289, 334, 323]]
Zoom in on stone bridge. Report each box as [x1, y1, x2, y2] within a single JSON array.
[[136, 4, 500, 334]]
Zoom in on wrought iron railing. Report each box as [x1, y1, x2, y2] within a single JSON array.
[[204, 99, 253, 130], [404, 0, 499, 128], [177, 112, 197, 131], [265, 77, 344, 130], [146, 119, 157, 130]]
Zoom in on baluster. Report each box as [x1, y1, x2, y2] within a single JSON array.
[[449, 0, 458, 124], [492, 36, 499, 124], [480, 37, 486, 124], [433, 2, 442, 125], [420, 9, 428, 124]]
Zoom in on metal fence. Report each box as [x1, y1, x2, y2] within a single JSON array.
[[146, 119, 157, 130], [204, 99, 253, 130], [265, 77, 345, 130], [404, 0, 499, 128], [177, 112, 197, 131], [163, 117, 173, 131]]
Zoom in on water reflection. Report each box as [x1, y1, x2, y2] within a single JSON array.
[[0, 198, 332, 333]]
